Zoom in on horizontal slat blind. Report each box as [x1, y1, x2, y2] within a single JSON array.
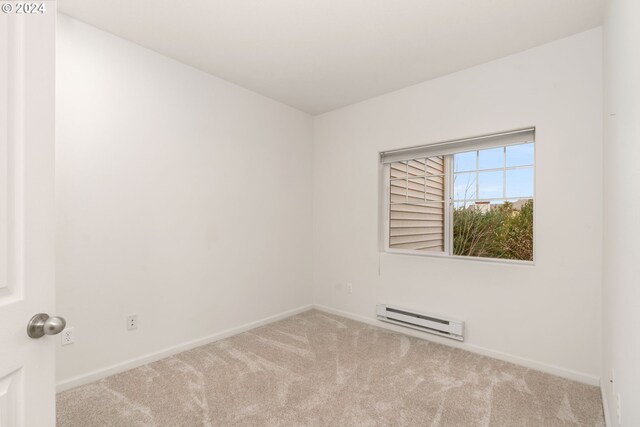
[[380, 128, 534, 164], [389, 155, 445, 252]]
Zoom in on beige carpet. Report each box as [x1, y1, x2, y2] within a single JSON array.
[[57, 309, 604, 426]]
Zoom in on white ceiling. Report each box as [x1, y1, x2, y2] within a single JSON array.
[[58, 0, 603, 115]]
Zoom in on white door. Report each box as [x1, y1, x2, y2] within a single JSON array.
[[0, 3, 58, 426]]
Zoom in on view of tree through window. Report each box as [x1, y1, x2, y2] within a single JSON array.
[[452, 143, 534, 260]]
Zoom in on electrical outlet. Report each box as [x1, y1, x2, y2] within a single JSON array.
[[126, 314, 138, 331], [61, 327, 74, 345], [347, 282, 353, 294]]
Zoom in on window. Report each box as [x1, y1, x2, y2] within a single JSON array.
[[381, 129, 534, 262]]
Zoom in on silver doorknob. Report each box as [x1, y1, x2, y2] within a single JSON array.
[[27, 313, 66, 338]]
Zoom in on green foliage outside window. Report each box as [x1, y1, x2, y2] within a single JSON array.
[[453, 200, 533, 261]]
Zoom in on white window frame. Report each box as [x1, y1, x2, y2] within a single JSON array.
[[381, 129, 535, 265]]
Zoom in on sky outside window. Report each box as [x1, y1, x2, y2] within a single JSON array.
[[453, 143, 534, 203]]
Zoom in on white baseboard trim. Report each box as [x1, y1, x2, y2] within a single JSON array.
[[56, 304, 313, 393], [313, 304, 600, 386], [601, 381, 611, 427], [57, 303, 601, 392]]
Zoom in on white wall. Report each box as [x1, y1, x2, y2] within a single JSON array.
[[313, 29, 603, 383], [55, 15, 313, 386], [603, 1, 640, 425]]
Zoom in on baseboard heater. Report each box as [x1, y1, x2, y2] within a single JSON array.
[[376, 304, 465, 341]]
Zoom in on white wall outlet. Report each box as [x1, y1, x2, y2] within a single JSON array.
[[126, 314, 138, 331], [61, 327, 74, 345], [347, 282, 353, 294]]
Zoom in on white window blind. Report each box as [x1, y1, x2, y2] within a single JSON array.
[[380, 128, 534, 164]]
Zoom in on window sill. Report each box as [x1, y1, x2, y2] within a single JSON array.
[[382, 248, 536, 266]]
